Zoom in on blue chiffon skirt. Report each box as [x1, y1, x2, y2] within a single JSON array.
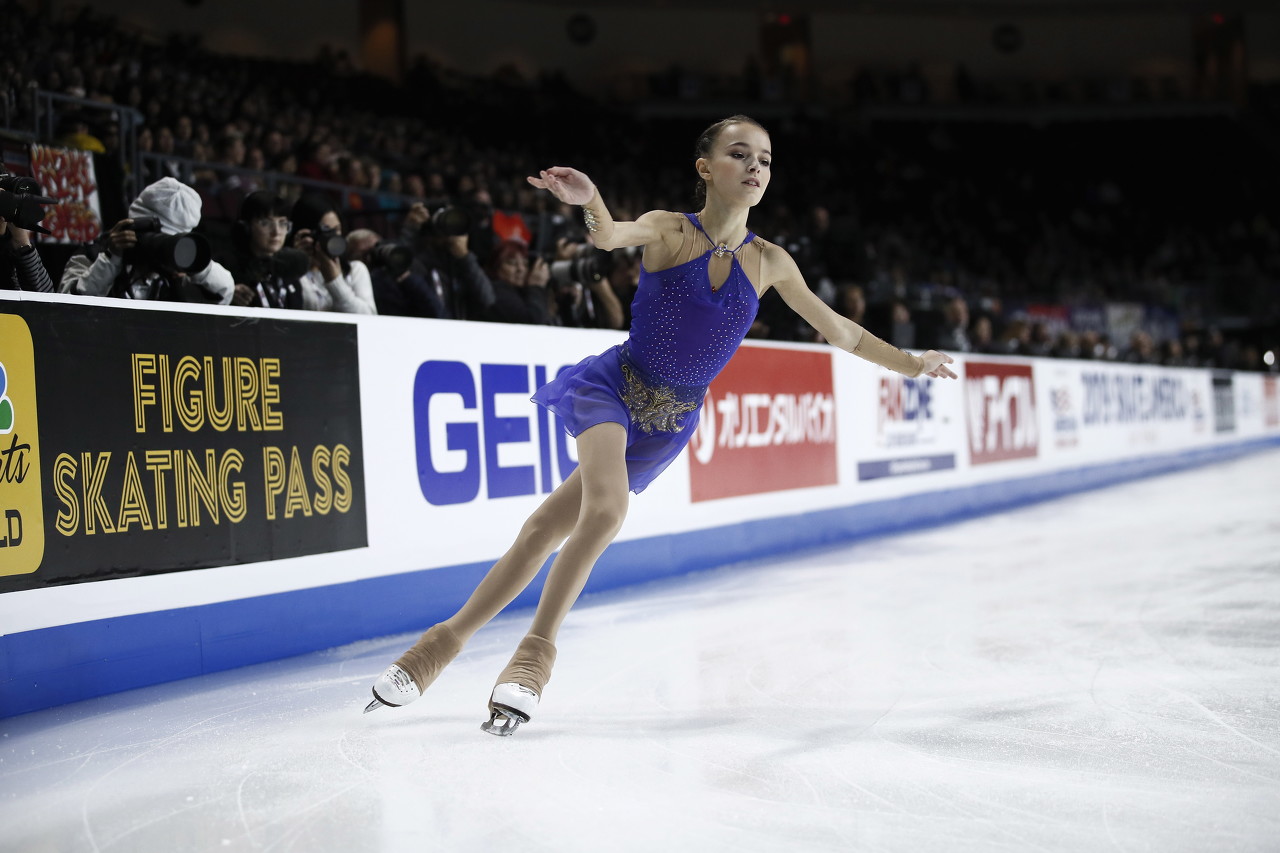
[[531, 344, 705, 494]]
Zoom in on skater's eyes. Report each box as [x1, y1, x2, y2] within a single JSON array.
[[729, 151, 770, 168]]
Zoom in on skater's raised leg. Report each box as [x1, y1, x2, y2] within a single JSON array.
[[365, 467, 587, 712], [484, 422, 630, 735]]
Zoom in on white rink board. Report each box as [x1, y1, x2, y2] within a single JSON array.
[[1, 292, 1277, 714]]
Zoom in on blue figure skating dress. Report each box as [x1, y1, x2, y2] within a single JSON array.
[[531, 213, 759, 493]]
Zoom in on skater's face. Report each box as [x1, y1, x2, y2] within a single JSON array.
[[697, 123, 772, 207]]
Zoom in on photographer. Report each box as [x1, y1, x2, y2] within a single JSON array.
[[346, 228, 448, 319], [222, 191, 310, 309], [60, 177, 233, 303], [545, 237, 625, 330], [0, 174, 57, 292], [0, 219, 55, 293], [397, 201, 495, 321], [288, 192, 376, 314]]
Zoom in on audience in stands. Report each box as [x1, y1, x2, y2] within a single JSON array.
[[5, 2, 1275, 368]]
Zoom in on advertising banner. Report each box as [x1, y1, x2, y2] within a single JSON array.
[[412, 358, 577, 507], [856, 374, 956, 480], [0, 302, 367, 592], [1213, 373, 1237, 434], [964, 360, 1039, 465], [688, 345, 837, 501]]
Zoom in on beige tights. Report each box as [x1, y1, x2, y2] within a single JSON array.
[[400, 423, 631, 694]]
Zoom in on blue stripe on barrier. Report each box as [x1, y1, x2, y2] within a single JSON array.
[[3, 435, 1278, 718]]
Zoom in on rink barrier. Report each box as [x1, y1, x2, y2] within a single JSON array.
[[2, 291, 1278, 716], [3, 435, 1276, 717]]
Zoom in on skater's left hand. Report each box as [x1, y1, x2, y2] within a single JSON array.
[[527, 167, 595, 206], [919, 350, 958, 379]]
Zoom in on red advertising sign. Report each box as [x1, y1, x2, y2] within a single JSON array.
[[688, 345, 837, 502], [965, 361, 1039, 464]]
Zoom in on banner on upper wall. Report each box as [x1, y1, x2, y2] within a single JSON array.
[[28, 144, 103, 244], [0, 301, 368, 592]]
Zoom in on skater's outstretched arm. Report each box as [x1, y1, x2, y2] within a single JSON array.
[[526, 167, 674, 253], [762, 243, 958, 380]]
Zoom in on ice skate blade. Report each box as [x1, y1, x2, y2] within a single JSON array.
[[363, 694, 388, 714], [481, 709, 525, 737]]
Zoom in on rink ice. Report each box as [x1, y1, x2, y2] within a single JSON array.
[[3, 448, 1279, 852]]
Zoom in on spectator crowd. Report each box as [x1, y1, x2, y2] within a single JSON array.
[[2, 2, 1277, 370]]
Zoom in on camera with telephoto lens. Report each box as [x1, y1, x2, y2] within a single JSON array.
[[310, 224, 348, 259], [0, 173, 58, 235], [549, 243, 613, 286], [127, 215, 212, 272], [419, 203, 471, 238], [268, 247, 311, 282], [364, 242, 414, 278]]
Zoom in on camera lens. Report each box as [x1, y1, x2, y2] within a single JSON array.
[[423, 206, 471, 238], [371, 243, 414, 277]]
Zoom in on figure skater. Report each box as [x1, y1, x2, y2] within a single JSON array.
[[365, 115, 958, 734]]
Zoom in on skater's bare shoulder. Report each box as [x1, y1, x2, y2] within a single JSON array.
[[754, 238, 804, 295]]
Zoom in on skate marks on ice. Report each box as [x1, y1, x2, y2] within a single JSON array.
[[2, 448, 1280, 851]]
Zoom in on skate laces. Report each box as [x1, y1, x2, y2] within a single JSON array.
[[394, 624, 463, 692], [387, 666, 415, 692], [497, 635, 557, 694]]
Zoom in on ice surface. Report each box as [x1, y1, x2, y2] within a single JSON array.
[[3, 449, 1279, 852]]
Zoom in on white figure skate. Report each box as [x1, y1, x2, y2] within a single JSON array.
[[364, 624, 462, 713], [481, 634, 556, 736]]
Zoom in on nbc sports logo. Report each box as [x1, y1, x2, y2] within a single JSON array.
[[0, 314, 44, 575], [0, 361, 13, 432]]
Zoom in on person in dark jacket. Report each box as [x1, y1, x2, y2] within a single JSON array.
[[222, 191, 309, 309]]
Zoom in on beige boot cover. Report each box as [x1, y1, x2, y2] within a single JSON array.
[[394, 624, 463, 693], [490, 634, 557, 708]]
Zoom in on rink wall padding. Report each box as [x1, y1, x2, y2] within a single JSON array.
[[2, 292, 1278, 717]]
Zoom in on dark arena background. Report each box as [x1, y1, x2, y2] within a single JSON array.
[[1, 1, 1279, 850]]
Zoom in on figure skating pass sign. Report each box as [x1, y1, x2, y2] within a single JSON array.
[[964, 361, 1039, 465], [688, 345, 837, 501], [0, 301, 367, 592]]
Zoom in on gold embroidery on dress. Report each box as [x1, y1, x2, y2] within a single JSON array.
[[620, 364, 698, 433]]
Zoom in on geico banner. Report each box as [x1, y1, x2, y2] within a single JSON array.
[[964, 360, 1039, 465], [413, 359, 579, 506], [0, 301, 367, 591], [688, 344, 837, 502]]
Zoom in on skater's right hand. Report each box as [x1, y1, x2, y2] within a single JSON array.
[[527, 167, 595, 206], [918, 350, 958, 379]]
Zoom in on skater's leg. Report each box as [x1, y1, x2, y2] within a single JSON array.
[[483, 423, 630, 733], [527, 421, 630, 643], [366, 465, 585, 711], [442, 468, 585, 641]]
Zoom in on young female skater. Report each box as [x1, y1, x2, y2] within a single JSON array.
[[365, 115, 958, 735]]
